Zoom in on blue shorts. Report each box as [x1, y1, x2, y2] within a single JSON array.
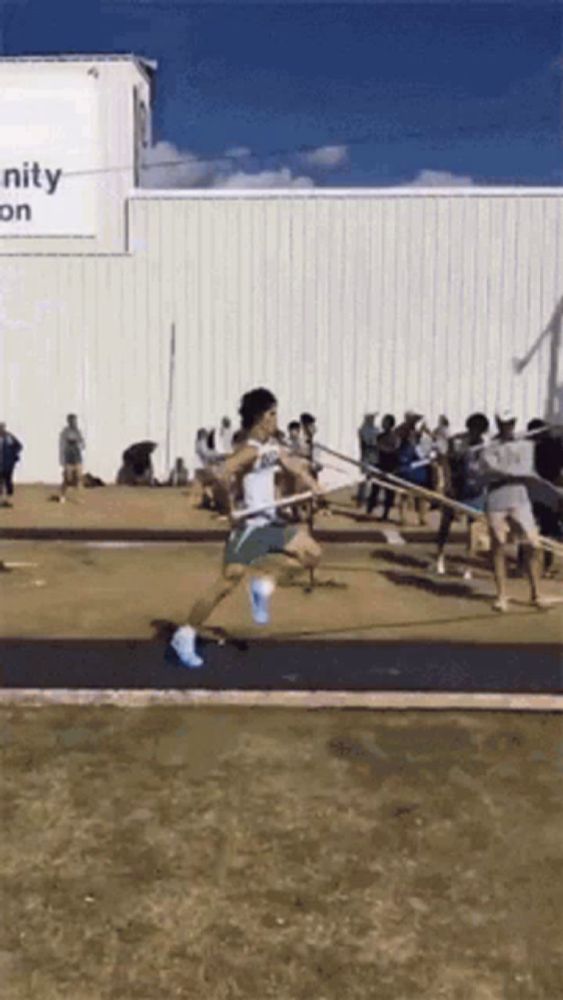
[[461, 493, 486, 513], [224, 520, 300, 566]]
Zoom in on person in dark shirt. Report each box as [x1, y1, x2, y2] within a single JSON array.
[[528, 419, 563, 483], [0, 423, 23, 508], [516, 419, 562, 577], [357, 413, 380, 509], [299, 413, 322, 476], [367, 414, 400, 520], [299, 411, 330, 518], [435, 413, 489, 577], [118, 440, 157, 486], [396, 417, 432, 525]]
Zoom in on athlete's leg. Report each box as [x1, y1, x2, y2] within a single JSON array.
[[283, 524, 322, 570], [170, 561, 246, 667], [485, 511, 511, 610], [521, 544, 542, 604], [366, 480, 379, 515], [245, 524, 322, 618], [381, 487, 395, 521], [60, 466, 69, 501], [490, 539, 509, 610], [188, 562, 246, 629], [398, 494, 409, 526], [436, 506, 455, 573], [417, 497, 430, 526]]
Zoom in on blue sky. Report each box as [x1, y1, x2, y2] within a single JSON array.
[[3, 0, 562, 187]]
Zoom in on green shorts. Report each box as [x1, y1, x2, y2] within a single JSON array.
[[224, 520, 300, 566]]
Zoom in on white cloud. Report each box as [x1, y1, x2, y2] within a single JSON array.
[[214, 167, 315, 189], [405, 169, 475, 188], [140, 141, 315, 190], [299, 145, 349, 169], [139, 140, 213, 188]]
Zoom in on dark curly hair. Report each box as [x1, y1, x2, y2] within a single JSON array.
[[239, 388, 277, 431], [465, 412, 489, 436]]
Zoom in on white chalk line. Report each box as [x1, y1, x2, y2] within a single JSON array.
[[0, 689, 561, 711]]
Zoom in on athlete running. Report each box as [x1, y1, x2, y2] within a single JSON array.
[[168, 388, 323, 668]]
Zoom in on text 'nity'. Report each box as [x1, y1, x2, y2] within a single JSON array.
[[0, 162, 63, 196]]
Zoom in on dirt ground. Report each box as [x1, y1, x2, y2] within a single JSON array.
[[1, 706, 562, 1000], [0, 484, 224, 535], [0, 539, 561, 645], [0, 483, 450, 537]]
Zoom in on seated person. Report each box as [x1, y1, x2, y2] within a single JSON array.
[[117, 441, 157, 485]]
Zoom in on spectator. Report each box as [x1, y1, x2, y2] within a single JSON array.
[[432, 415, 450, 456], [430, 415, 450, 494], [479, 409, 549, 612], [192, 429, 218, 509], [194, 429, 212, 471], [117, 440, 157, 486], [435, 413, 490, 577], [357, 412, 380, 508], [516, 419, 562, 577], [300, 411, 330, 516], [59, 414, 85, 503], [368, 414, 400, 519], [0, 422, 23, 508], [82, 473, 105, 488], [397, 417, 431, 525], [232, 429, 247, 450], [396, 409, 423, 444], [286, 421, 302, 455], [299, 412, 322, 477], [217, 416, 234, 455], [169, 457, 189, 488]]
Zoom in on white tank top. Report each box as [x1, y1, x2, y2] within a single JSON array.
[[241, 437, 281, 524]]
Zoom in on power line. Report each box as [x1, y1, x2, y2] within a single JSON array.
[[18, 114, 554, 183]]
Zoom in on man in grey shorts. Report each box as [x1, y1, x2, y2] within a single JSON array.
[[479, 409, 554, 612], [168, 387, 323, 668], [224, 518, 300, 568]]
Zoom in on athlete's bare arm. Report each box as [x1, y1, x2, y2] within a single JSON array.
[[209, 444, 259, 516], [278, 450, 322, 495]]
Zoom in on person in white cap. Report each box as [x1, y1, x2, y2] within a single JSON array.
[[478, 408, 553, 612]]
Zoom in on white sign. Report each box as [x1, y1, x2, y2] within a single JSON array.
[[0, 71, 100, 236]]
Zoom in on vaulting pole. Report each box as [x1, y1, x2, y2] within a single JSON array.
[[316, 442, 563, 557]]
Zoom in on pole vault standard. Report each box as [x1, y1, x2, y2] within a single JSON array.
[[315, 442, 563, 558]]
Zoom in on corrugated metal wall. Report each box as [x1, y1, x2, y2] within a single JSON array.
[[1, 190, 561, 482]]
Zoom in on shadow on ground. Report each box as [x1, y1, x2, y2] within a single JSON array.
[[379, 569, 490, 603]]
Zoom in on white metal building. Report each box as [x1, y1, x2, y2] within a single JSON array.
[[0, 55, 561, 482]]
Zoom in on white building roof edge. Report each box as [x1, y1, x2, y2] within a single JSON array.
[[130, 186, 563, 199], [0, 53, 157, 74]]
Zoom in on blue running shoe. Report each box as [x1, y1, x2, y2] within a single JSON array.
[[167, 625, 204, 669], [249, 577, 274, 626]]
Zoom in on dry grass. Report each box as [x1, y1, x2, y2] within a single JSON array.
[[1, 708, 562, 1000]]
